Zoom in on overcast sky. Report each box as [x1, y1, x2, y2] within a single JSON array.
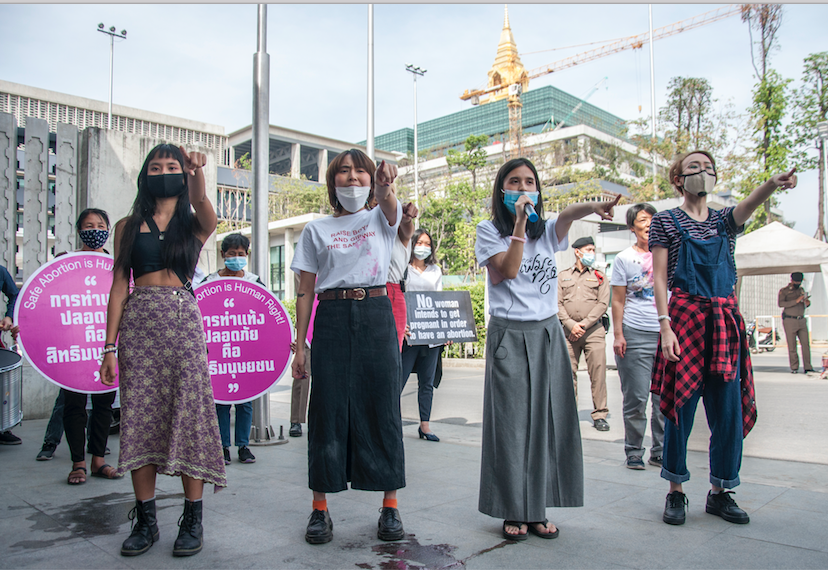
[[2, 3, 826, 234]]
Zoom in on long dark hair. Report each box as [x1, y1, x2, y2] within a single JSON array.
[[409, 228, 437, 266], [490, 158, 546, 240], [114, 144, 201, 280]]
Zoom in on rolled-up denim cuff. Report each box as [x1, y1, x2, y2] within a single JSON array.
[[710, 473, 740, 489], [660, 465, 690, 484]]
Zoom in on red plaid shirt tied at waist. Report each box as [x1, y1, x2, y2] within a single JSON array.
[[651, 289, 756, 437]]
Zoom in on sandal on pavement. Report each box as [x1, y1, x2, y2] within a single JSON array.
[[91, 463, 122, 479], [502, 520, 528, 541], [68, 466, 87, 485], [527, 520, 559, 539]]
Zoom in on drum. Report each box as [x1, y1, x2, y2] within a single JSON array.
[[0, 348, 23, 431]]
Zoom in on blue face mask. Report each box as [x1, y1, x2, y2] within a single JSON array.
[[580, 253, 596, 267], [502, 189, 539, 216], [224, 256, 247, 272]]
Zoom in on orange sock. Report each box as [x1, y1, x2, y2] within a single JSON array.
[[312, 500, 327, 512], [382, 498, 397, 509]]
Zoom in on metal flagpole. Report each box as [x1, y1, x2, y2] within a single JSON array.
[[649, 5, 658, 183], [250, 4, 283, 445], [367, 5, 375, 161]]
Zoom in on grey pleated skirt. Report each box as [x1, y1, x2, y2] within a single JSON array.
[[478, 315, 584, 521]]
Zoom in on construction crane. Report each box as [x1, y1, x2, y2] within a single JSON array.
[[461, 4, 743, 158]]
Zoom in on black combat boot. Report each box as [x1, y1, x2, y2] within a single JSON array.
[[120, 499, 159, 556], [173, 499, 204, 556]]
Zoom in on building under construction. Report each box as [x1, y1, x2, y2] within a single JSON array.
[[369, 8, 625, 156], [371, 83, 625, 156], [371, 4, 741, 158]]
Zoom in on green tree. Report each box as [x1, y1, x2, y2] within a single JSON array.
[[446, 134, 490, 191], [628, 77, 745, 199], [418, 181, 488, 276], [739, 4, 790, 229], [742, 4, 783, 81], [739, 71, 793, 231], [658, 77, 715, 153], [791, 52, 828, 240]]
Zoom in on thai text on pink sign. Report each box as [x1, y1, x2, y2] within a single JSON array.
[[195, 278, 293, 404], [15, 252, 117, 393]]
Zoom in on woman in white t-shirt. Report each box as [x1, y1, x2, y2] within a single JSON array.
[[475, 157, 620, 541], [400, 228, 444, 441], [610, 203, 665, 471], [290, 149, 406, 545]]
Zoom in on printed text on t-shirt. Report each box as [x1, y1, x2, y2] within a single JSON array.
[[328, 223, 376, 250], [520, 254, 557, 294]]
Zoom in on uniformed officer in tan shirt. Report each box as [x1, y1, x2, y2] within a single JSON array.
[[558, 236, 611, 431], [778, 271, 814, 374]]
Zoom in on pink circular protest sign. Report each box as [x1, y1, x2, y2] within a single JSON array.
[[195, 277, 294, 404], [15, 252, 118, 394]]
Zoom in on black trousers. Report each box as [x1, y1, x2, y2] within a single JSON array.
[[401, 343, 442, 422], [62, 389, 115, 463], [308, 296, 405, 493]]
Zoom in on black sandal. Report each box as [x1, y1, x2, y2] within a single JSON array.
[[67, 466, 87, 485], [502, 520, 528, 541], [527, 519, 559, 539]]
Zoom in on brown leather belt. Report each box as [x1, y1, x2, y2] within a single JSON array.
[[317, 286, 387, 301], [783, 314, 805, 320]]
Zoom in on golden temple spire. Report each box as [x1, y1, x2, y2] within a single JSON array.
[[485, 5, 529, 104]]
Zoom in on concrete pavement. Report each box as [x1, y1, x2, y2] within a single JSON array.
[[2, 352, 827, 569]]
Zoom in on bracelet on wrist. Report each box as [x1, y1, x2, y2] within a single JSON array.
[[657, 315, 671, 322], [101, 346, 117, 355], [510, 235, 527, 243], [104, 343, 116, 348]]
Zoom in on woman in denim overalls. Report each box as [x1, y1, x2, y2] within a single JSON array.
[[650, 151, 796, 526]]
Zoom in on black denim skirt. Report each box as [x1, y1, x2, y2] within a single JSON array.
[[308, 295, 406, 493]]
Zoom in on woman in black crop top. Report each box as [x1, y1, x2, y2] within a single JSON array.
[[99, 144, 223, 558]]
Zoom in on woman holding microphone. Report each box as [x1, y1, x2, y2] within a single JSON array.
[[475, 157, 619, 541]]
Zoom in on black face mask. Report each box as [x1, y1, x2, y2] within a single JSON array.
[[146, 173, 186, 199]]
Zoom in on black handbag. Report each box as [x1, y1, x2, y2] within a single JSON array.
[[601, 313, 610, 334]]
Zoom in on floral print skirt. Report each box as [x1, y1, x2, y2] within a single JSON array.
[[115, 286, 226, 488]]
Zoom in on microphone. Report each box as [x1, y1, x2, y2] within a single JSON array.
[[524, 203, 538, 223]]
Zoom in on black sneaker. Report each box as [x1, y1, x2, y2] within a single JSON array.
[[0, 431, 21, 445], [37, 442, 57, 461], [705, 491, 750, 524], [648, 455, 663, 467], [305, 509, 333, 544], [377, 507, 405, 541], [593, 419, 610, 431], [663, 491, 688, 525], [222, 447, 231, 465], [625, 455, 645, 470], [289, 423, 302, 437], [238, 446, 256, 464]]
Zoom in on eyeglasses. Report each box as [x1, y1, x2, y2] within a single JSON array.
[[682, 165, 716, 176]]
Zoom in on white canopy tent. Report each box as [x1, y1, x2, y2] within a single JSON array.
[[735, 221, 828, 341]]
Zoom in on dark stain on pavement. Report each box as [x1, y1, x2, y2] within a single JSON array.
[[9, 491, 184, 550], [371, 537, 461, 570], [357, 536, 515, 570]]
